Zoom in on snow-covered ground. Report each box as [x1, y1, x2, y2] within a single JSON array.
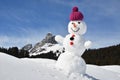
[[100, 65, 120, 74], [0, 52, 120, 80]]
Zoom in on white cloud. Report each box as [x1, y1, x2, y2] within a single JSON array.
[[88, 34, 120, 49], [0, 36, 35, 48], [0, 27, 45, 48], [0, 36, 9, 44]]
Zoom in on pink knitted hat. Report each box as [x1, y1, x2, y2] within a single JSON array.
[[70, 6, 84, 21]]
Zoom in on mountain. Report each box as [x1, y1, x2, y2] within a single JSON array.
[[30, 33, 57, 53], [0, 52, 120, 80], [28, 33, 64, 59]]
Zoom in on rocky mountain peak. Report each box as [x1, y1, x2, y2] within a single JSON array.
[[30, 33, 57, 53]]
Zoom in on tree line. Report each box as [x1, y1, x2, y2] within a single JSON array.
[[0, 47, 29, 58], [82, 44, 120, 65]]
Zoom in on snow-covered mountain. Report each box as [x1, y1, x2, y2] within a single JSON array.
[[0, 52, 120, 80], [30, 33, 57, 53], [23, 33, 64, 57]]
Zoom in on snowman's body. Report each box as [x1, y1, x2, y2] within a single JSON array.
[[55, 7, 92, 76], [56, 34, 86, 75], [63, 34, 86, 57]]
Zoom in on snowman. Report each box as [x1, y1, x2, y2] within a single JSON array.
[[55, 7, 92, 76]]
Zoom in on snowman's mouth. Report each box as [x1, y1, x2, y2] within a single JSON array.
[[71, 27, 80, 32]]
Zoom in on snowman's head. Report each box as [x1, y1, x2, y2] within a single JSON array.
[[68, 20, 87, 35], [69, 7, 87, 35]]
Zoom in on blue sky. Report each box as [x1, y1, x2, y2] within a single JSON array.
[[0, 0, 120, 48]]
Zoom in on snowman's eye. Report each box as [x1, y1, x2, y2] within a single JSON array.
[[72, 23, 74, 24], [78, 22, 81, 24]]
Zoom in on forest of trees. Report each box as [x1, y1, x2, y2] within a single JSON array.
[[0, 44, 120, 65], [0, 47, 29, 58], [82, 44, 120, 65]]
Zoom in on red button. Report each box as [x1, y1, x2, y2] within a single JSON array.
[[70, 42, 74, 45]]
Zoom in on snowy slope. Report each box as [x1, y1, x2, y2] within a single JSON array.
[[86, 65, 120, 80], [0, 52, 120, 80], [0, 53, 68, 80], [100, 65, 120, 74]]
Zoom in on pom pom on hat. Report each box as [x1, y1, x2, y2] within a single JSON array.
[[70, 6, 84, 21]]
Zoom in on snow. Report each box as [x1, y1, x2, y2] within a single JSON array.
[[100, 65, 120, 73], [0, 53, 68, 80], [86, 65, 120, 80], [0, 52, 120, 80]]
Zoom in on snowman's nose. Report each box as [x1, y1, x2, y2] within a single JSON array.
[[72, 23, 77, 28]]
